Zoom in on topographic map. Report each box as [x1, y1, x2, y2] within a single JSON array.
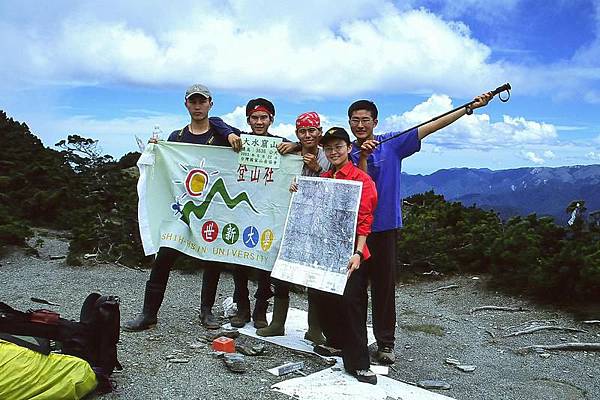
[[271, 176, 362, 294]]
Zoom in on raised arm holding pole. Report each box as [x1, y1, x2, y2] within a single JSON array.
[[383, 83, 510, 143], [357, 83, 511, 170]]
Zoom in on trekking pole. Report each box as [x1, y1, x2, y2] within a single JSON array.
[[376, 83, 511, 146]]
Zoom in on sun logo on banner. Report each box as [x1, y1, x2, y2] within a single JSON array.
[[185, 168, 210, 197], [172, 159, 260, 227], [173, 159, 219, 199]]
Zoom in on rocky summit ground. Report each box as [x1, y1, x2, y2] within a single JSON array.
[[2, 229, 600, 400]]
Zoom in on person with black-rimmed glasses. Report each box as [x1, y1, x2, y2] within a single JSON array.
[[347, 92, 493, 364]]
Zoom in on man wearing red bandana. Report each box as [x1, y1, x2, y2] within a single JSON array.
[[226, 98, 292, 329], [256, 111, 330, 344], [293, 112, 330, 176]]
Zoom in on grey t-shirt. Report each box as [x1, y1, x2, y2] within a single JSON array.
[[302, 147, 331, 177]]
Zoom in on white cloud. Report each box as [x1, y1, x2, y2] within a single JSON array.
[[588, 151, 600, 160], [0, 1, 599, 103], [427, 144, 443, 154], [0, 2, 505, 97], [270, 123, 297, 141], [543, 150, 556, 159], [381, 94, 558, 149], [502, 116, 558, 143], [522, 151, 545, 164], [220, 106, 248, 131]]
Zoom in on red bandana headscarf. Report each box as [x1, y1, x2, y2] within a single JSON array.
[[296, 112, 320, 128], [247, 105, 272, 117]]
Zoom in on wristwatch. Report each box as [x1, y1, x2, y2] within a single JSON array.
[[354, 250, 364, 262]]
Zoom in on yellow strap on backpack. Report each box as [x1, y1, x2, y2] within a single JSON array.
[[0, 340, 97, 400]]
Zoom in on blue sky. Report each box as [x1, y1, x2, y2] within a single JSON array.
[[1, 0, 599, 174]]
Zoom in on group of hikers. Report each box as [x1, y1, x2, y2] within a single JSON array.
[[123, 83, 494, 385]]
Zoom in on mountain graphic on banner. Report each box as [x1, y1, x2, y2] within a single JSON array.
[[180, 178, 259, 226]]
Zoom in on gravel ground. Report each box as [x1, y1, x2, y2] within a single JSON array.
[[2, 229, 600, 400]]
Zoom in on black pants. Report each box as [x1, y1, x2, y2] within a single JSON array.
[[272, 278, 290, 299], [232, 268, 273, 305], [200, 268, 221, 312], [314, 262, 370, 373], [364, 230, 397, 349], [148, 247, 222, 312]]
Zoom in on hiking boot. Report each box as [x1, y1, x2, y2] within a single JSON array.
[[374, 346, 395, 364], [230, 301, 251, 328], [199, 309, 221, 330], [122, 313, 157, 332], [304, 330, 326, 344], [256, 297, 288, 337], [303, 298, 325, 345], [122, 281, 166, 332], [313, 343, 343, 357], [352, 369, 377, 385], [252, 299, 269, 329]]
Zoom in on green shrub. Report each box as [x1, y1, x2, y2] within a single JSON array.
[[399, 192, 600, 303]]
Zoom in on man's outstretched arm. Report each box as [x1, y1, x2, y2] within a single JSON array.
[[357, 91, 495, 167], [417, 91, 493, 140]]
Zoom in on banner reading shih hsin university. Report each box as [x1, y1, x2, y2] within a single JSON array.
[[137, 141, 303, 271]]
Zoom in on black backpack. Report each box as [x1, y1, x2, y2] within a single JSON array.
[[0, 293, 122, 393]]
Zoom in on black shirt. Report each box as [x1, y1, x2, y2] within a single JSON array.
[[168, 124, 230, 147]]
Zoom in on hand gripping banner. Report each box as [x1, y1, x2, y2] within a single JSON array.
[[137, 141, 303, 271]]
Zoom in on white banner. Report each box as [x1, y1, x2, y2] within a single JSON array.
[[137, 141, 303, 271]]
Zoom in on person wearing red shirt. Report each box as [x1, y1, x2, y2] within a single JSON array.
[[300, 126, 378, 384]]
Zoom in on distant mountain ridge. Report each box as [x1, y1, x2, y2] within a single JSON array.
[[401, 165, 600, 224]]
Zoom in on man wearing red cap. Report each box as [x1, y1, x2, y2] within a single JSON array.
[[256, 112, 330, 343]]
